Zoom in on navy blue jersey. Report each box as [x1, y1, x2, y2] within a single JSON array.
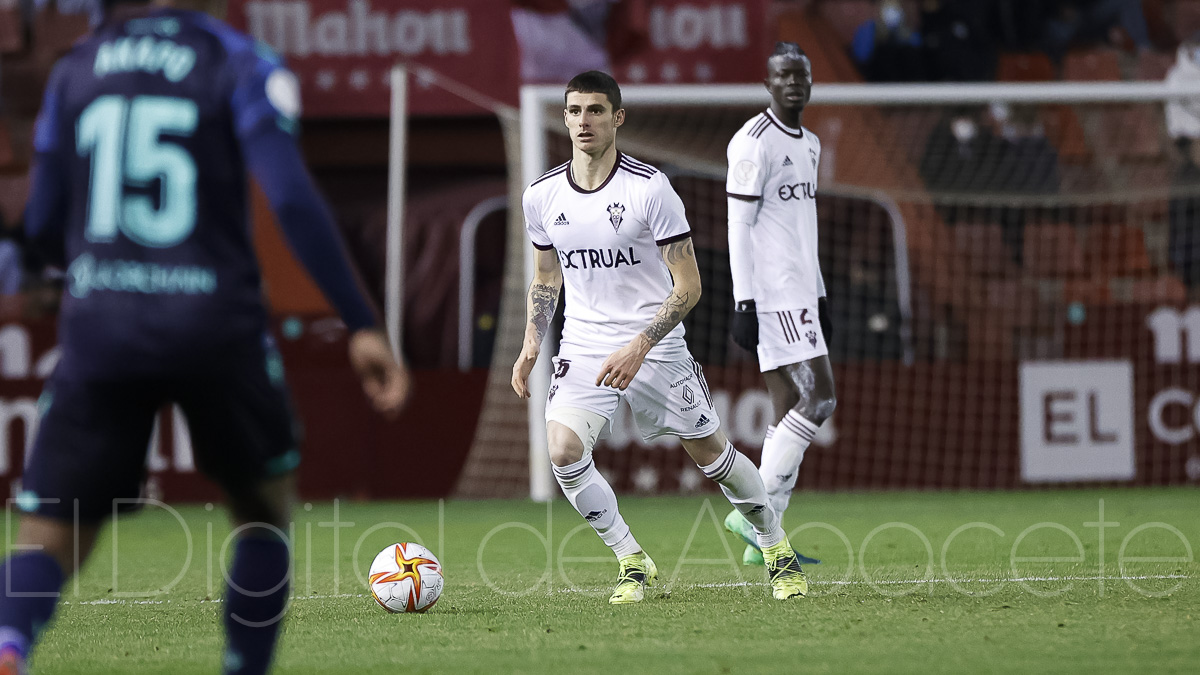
[[27, 8, 373, 379]]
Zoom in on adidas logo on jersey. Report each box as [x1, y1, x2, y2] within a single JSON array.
[[695, 414, 710, 428], [554, 213, 569, 227], [782, 156, 793, 166]]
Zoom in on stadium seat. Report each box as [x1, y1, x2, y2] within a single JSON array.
[[1173, 0, 1200, 42], [1095, 106, 1165, 161], [952, 223, 1017, 278], [0, 174, 28, 226], [816, 0, 874, 48], [1, 69, 47, 118], [1127, 163, 1170, 221], [1063, 48, 1123, 81], [986, 279, 1038, 328], [1127, 275, 1187, 304], [1085, 223, 1153, 276], [1135, 50, 1174, 81], [0, 119, 14, 169], [1023, 223, 1086, 277], [1063, 276, 1114, 304], [0, 5, 22, 54], [1042, 106, 1090, 163], [997, 52, 1055, 82], [34, 9, 90, 57]]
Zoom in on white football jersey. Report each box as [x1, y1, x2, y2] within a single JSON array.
[[726, 108, 824, 311], [523, 153, 692, 361]]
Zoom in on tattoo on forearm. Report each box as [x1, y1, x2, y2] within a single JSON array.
[[663, 237, 694, 266], [529, 282, 560, 343], [642, 290, 690, 346]]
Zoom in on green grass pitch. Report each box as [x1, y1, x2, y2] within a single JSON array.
[[14, 488, 1199, 674]]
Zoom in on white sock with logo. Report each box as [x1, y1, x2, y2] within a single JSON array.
[[700, 441, 783, 548], [553, 457, 641, 559], [760, 412, 818, 517]]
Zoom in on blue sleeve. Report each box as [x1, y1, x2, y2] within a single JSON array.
[[219, 31, 377, 331], [227, 38, 300, 139], [242, 125, 379, 332], [24, 64, 69, 266]]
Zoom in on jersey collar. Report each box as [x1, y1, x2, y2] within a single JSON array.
[[764, 108, 804, 139], [567, 151, 622, 194]]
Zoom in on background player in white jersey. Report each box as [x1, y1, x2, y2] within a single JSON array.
[[723, 43, 838, 567], [512, 71, 809, 603]]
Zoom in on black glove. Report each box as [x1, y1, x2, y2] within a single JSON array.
[[818, 296, 832, 346], [731, 299, 758, 351]]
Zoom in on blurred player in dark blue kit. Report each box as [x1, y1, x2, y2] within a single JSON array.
[[0, 1, 410, 673]]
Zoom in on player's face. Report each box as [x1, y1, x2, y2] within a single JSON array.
[[564, 92, 624, 154], [765, 55, 812, 113]]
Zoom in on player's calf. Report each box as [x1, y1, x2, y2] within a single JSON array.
[[683, 433, 784, 551], [0, 514, 100, 667], [548, 410, 646, 569]]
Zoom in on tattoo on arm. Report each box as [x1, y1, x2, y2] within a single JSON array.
[[662, 237, 694, 266], [640, 236, 698, 347], [642, 290, 690, 346], [529, 282, 560, 343]]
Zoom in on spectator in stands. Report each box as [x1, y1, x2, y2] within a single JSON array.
[[992, 0, 1050, 50], [919, 0, 997, 81], [1165, 33, 1200, 291], [921, 103, 1060, 263], [851, 0, 930, 82], [988, 102, 1062, 263], [919, 106, 1000, 222], [1041, 0, 1152, 61]]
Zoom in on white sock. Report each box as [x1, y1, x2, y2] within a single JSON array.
[[700, 441, 783, 549], [553, 457, 642, 559], [761, 411, 818, 517]]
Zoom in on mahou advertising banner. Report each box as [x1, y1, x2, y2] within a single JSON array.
[[225, 0, 770, 117], [612, 0, 769, 85], [226, 0, 520, 116]]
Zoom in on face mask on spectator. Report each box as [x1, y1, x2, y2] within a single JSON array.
[[952, 118, 977, 143], [882, 5, 904, 29]]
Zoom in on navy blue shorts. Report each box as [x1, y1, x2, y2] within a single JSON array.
[[19, 346, 301, 523]]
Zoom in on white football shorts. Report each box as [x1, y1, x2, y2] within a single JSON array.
[[545, 351, 720, 441], [756, 304, 828, 372]]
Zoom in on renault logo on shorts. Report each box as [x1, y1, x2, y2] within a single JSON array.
[[682, 385, 695, 405]]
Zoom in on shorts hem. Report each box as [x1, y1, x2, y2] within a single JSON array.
[[545, 399, 613, 422], [640, 423, 720, 442], [758, 348, 829, 373]]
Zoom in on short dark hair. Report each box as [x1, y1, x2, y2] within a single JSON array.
[[769, 42, 808, 61], [565, 71, 622, 111]]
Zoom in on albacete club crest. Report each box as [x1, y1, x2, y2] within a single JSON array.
[[809, 148, 818, 169], [607, 203, 625, 232]]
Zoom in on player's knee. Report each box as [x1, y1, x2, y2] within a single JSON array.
[[546, 408, 606, 467], [15, 515, 98, 576], [228, 480, 295, 530], [809, 392, 837, 424]]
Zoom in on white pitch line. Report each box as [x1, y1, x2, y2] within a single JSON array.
[[557, 574, 1192, 594], [58, 574, 1191, 606]]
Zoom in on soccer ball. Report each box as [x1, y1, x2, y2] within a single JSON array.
[[368, 542, 443, 613]]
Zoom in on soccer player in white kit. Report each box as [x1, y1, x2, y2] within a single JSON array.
[[723, 43, 838, 567], [511, 71, 809, 603]]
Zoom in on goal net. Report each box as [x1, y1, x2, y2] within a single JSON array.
[[456, 81, 1200, 500]]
